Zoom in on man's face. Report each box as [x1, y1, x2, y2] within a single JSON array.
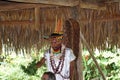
[[41, 74, 48, 80], [49, 36, 63, 49]]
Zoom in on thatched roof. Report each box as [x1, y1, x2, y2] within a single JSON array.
[[0, 0, 120, 54]]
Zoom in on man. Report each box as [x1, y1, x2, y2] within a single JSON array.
[[36, 18, 76, 80], [42, 71, 56, 80], [36, 32, 76, 80]]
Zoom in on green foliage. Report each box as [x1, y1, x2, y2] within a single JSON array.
[[0, 50, 47, 80], [21, 59, 37, 75], [0, 47, 120, 80], [83, 48, 120, 80]]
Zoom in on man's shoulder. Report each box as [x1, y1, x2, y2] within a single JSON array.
[[44, 49, 50, 54], [65, 47, 72, 51], [45, 49, 49, 52], [65, 48, 73, 54]]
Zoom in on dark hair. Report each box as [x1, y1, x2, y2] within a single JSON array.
[[50, 33, 63, 37], [43, 33, 63, 39], [43, 71, 56, 80]]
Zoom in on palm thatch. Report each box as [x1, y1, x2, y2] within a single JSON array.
[[0, 6, 79, 54], [79, 2, 120, 50], [0, 1, 120, 54]]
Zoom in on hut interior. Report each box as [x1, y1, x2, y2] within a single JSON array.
[[0, 0, 120, 80], [0, 0, 120, 53]]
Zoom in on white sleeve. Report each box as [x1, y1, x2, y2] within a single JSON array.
[[70, 49, 76, 61], [44, 50, 49, 59]]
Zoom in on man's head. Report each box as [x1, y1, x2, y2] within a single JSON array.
[[49, 33, 63, 49], [41, 71, 56, 80], [43, 17, 64, 49]]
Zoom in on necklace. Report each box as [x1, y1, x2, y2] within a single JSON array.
[[53, 49, 61, 54], [50, 45, 65, 74], [52, 45, 61, 54]]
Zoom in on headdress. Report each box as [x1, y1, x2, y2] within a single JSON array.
[[44, 17, 63, 39]]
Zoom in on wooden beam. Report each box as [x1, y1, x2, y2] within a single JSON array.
[[0, 1, 106, 11], [35, 7, 40, 30], [106, 0, 120, 2], [0, 20, 34, 25], [113, 0, 120, 2], [0, 19, 54, 25], [0, 15, 120, 25], [80, 15, 120, 23], [8, 0, 79, 6], [0, 1, 58, 11], [79, 2, 106, 10]]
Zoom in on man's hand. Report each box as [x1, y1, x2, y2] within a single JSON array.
[[36, 57, 45, 68]]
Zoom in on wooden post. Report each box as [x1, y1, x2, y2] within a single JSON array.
[[35, 7, 40, 30], [80, 31, 106, 80], [8, 0, 79, 6], [77, 32, 83, 80], [79, 2, 106, 10]]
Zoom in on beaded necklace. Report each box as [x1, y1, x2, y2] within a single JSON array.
[[53, 47, 61, 54], [50, 45, 65, 74]]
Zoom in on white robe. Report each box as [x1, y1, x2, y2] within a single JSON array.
[[44, 47, 76, 80]]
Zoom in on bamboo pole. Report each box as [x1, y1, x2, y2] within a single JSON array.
[[0, 20, 34, 25], [77, 32, 83, 80], [35, 7, 40, 30], [79, 2, 106, 10], [1, 15, 120, 25], [0, 1, 58, 11], [80, 15, 120, 23], [8, 0, 79, 6], [80, 31, 106, 80]]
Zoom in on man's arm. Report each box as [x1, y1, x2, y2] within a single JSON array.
[[36, 57, 45, 68]]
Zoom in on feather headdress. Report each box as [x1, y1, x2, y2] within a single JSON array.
[[44, 17, 63, 39], [54, 16, 63, 35]]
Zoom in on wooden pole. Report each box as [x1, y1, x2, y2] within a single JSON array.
[[0, 20, 34, 25], [80, 31, 106, 80], [8, 0, 79, 6], [79, 2, 106, 10], [77, 32, 83, 80], [35, 7, 40, 30]]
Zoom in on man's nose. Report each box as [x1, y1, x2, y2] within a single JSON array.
[[52, 38, 57, 42]]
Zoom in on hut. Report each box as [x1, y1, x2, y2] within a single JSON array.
[[0, 0, 120, 80]]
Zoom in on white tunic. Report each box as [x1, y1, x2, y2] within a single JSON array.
[[44, 47, 76, 80]]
